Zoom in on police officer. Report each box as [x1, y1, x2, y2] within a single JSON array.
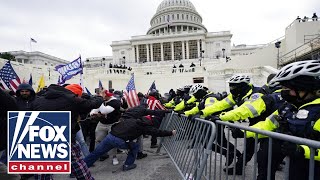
[[246, 60, 320, 180], [174, 85, 197, 112], [200, 74, 260, 165], [201, 74, 261, 118], [184, 84, 220, 120], [164, 87, 184, 109], [220, 80, 284, 175]]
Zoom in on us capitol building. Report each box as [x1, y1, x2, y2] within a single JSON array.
[[2, 0, 320, 93]]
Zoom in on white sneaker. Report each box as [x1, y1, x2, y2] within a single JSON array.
[[112, 157, 119, 165]]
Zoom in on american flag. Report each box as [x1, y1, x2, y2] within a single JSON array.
[[0, 61, 21, 91], [124, 74, 140, 108], [146, 96, 166, 110]]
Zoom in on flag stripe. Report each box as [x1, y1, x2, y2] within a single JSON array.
[[124, 75, 140, 108], [0, 61, 21, 91]]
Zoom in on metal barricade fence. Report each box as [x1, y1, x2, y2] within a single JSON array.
[[157, 113, 216, 180], [206, 120, 320, 180]]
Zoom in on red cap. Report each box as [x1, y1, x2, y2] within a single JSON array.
[[104, 90, 113, 97], [65, 84, 83, 97]]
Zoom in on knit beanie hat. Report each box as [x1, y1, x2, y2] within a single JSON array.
[[65, 84, 83, 97]]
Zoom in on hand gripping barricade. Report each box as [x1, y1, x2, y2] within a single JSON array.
[[156, 112, 216, 180]]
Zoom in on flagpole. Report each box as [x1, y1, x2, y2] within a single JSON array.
[[30, 38, 32, 52], [79, 55, 84, 91]]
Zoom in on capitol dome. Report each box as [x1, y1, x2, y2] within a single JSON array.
[[156, 0, 196, 12], [147, 0, 207, 35]]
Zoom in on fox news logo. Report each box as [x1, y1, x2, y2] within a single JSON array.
[[8, 111, 71, 174]]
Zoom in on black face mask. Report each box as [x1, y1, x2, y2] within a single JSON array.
[[193, 89, 207, 99], [230, 84, 250, 98], [280, 89, 312, 107]]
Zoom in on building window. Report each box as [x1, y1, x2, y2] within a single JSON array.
[[138, 44, 147, 63], [160, 17, 162, 22], [163, 42, 172, 61], [186, 14, 188, 20], [134, 46, 137, 62], [189, 40, 198, 59], [172, 14, 174, 20], [177, 14, 179, 20], [193, 77, 204, 83], [153, 43, 161, 61], [174, 41, 182, 60]]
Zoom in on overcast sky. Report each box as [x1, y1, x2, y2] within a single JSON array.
[[1, 0, 319, 61]]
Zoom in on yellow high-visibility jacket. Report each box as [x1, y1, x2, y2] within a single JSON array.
[[246, 98, 320, 161], [201, 88, 254, 117], [174, 95, 197, 112], [185, 93, 218, 116]]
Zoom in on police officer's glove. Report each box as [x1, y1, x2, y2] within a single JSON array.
[[280, 141, 304, 157], [190, 114, 201, 122], [231, 128, 245, 138], [163, 109, 173, 114], [210, 115, 220, 122], [176, 111, 184, 117]]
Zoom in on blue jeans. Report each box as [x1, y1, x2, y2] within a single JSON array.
[[84, 134, 139, 167], [76, 129, 90, 157]]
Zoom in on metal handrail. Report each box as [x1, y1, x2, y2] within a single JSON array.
[[279, 34, 320, 65]]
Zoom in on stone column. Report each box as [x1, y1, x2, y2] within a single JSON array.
[[146, 44, 150, 62], [175, 26, 178, 33], [197, 40, 201, 58], [150, 44, 154, 62], [171, 42, 174, 61], [186, 41, 190, 59], [182, 41, 185, 60], [161, 43, 164, 61], [187, 26, 189, 32]]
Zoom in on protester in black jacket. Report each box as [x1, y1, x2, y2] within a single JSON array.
[[32, 84, 103, 180], [0, 89, 17, 151], [84, 103, 175, 171], [15, 83, 35, 111], [0, 89, 21, 180]]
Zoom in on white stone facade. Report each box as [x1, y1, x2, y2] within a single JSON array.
[[6, 50, 68, 66]]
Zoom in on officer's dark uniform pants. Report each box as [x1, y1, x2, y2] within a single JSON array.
[[257, 138, 320, 180], [235, 137, 256, 168], [212, 125, 239, 158]]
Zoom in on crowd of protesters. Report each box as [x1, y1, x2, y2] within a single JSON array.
[[0, 83, 174, 180], [1, 59, 320, 180]]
